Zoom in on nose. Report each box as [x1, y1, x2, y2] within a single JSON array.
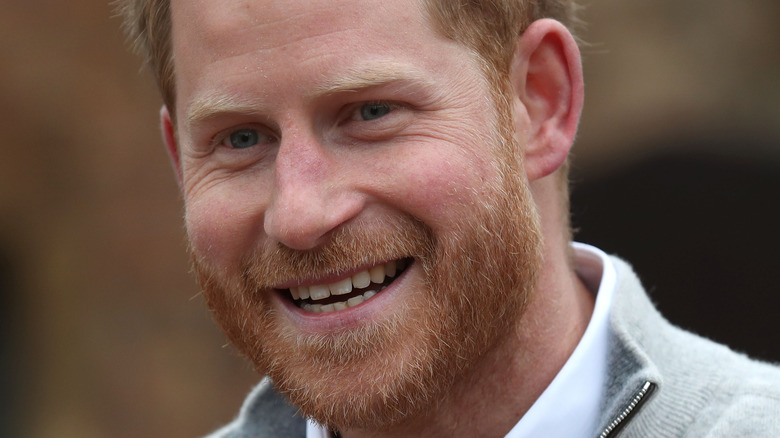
[[263, 133, 363, 250]]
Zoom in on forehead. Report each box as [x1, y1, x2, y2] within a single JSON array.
[[168, 0, 487, 118], [168, 0, 491, 132], [173, 0, 413, 51], [170, 1, 436, 85]]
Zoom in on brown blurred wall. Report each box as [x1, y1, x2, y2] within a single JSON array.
[[0, 1, 258, 437], [0, 1, 777, 437], [578, 0, 780, 171]]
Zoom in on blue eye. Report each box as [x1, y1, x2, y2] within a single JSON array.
[[229, 129, 260, 149], [360, 103, 392, 121]]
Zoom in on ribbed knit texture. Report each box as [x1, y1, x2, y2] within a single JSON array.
[[597, 257, 780, 437]]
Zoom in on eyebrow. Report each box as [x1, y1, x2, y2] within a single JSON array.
[[184, 91, 265, 131], [312, 63, 431, 96], [184, 62, 432, 130]]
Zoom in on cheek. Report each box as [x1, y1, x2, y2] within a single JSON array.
[[184, 182, 266, 270], [377, 146, 497, 230]]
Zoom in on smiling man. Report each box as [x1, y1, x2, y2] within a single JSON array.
[[120, 1, 780, 437]]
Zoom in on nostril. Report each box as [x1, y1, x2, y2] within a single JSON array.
[[263, 207, 323, 250], [264, 192, 366, 251]]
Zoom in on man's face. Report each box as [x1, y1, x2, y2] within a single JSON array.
[[170, 0, 542, 430]]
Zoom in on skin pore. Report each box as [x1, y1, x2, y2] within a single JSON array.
[[163, 0, 593, 436]]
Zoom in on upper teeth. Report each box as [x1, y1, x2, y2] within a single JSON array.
[[290, 260, 405, 312]]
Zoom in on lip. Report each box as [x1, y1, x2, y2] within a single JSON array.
[[273, 260, 416, 331]]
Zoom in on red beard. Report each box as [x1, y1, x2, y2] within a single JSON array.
[[193, 133, 542, 430]]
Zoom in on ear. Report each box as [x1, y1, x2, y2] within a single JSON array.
[[510, 19, 584, 181], [160, 105, 184, 188]]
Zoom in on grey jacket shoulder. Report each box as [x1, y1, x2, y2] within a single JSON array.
[[204, 378, 306, 438], [600, 257, 780, 437]]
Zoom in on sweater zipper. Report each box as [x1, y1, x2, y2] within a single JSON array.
[[598, 381, 657, 438]]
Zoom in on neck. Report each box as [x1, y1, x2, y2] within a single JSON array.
[[341, 180, 594, 438]]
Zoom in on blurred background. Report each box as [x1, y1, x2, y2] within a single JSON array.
[[0, 0, 777, 436]]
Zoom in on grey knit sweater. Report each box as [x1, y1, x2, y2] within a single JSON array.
[[206, 257, 780, 437]]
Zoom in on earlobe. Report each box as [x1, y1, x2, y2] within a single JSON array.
[[160, 106, 184, 188], [510, 19, 584, 181]]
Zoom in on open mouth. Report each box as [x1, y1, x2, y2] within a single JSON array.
[[284, 258, 411, 314]]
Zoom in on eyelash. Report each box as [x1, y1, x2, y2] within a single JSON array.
[[211, 125, 277, 151], [346, 101, 401, 122]]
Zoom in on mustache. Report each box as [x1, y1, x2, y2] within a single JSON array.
[[237, 214, 436, 289]]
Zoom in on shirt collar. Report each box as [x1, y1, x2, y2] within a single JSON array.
[[505, 242, 616, 437]]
